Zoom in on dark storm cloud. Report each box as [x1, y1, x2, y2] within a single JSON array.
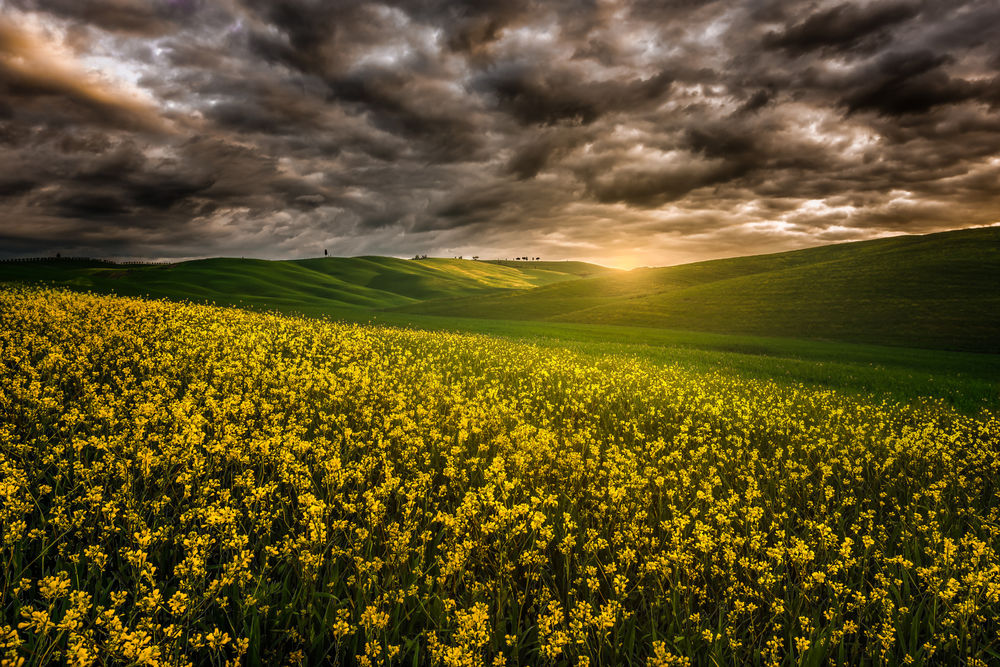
[[240, 1, 374, 78], [1, 0, 999, 265], [476, 65, 673, 127], [586, 154, 750, 206], [9, 0, 205, 36], [432, 184, 516, 227], [735, 89, 774, 115], [0, 178, 36, 197], [764, 1, 921, 55], [841, 50, 983, 116], [326, 69, 487, 162], [54, 191, 130, 218], [506, 127, 592, 180]]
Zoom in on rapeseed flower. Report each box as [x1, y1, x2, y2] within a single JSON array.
[[1, 287, 998, 664]]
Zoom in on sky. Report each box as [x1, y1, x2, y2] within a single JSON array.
[[1, 1, 999, 268]]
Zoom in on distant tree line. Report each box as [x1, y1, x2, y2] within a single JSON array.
[[0, 256, 173, 266]]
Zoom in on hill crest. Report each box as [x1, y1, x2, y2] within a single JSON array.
[[396, 226, 1000, 352]]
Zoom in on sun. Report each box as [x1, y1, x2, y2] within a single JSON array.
[[606, 253, 644, 270]]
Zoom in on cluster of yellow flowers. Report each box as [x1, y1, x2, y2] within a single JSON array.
[[1, 287, 998, 665]]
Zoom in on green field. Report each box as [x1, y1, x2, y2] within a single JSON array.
[[399, 226, 1000, 353], [351, 314, 1000, 416], [0, 256, 609, 313], [2, 227, 998, 413]]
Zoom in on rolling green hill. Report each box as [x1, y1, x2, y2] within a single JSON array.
[[398, 226, 1000, 352], [0, 255, 611, 316], [1, 231, 998, 411], [2, 227, 997, 353]]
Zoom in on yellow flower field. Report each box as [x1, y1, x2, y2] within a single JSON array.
[[1, 287, 998, 666]]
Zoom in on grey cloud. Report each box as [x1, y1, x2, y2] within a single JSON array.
[[0, 18, 171, 134], [9, 0, 207, 36], [54, 191, 130, 219], [0, 179, 37, 197], [764, 1, 921, 56], [735, 89, 774, 115], [841, 50, 983, 116], [326, 69, 487, 162], [477, 65, 673, 127], [587, 158, 749, 206], [506, 127, 591, 179], [431, 185, 516, 228], [1, 0, 999, 264]]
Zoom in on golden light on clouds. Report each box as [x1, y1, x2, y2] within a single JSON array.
[[0, 14, 169, 134]]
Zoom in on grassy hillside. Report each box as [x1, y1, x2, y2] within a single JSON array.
[[2, 229, 996, 409], [400, 226, 1000, 352], [351, 313, 1000, 415], [0, 255, 611, 315]]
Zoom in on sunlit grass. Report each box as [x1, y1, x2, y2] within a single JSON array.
[[400, 226, 1000, 354]]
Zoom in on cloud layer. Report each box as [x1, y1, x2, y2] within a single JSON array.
[[1, 0, 998, 266]]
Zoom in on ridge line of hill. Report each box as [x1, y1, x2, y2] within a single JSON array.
[[395, 226, 1000, 353], [1, 226, 997, 352]]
